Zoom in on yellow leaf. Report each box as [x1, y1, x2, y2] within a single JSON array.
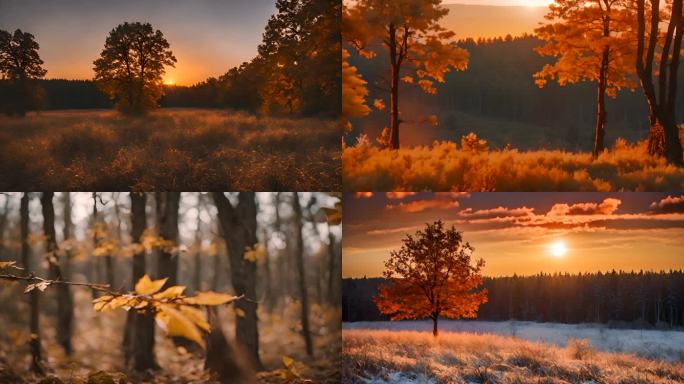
[[0, 261, 17, 270], [153, 285, 186, 300], [235, 308, 246, 318], [155, 304, 205, 348], [93, 295, 114, 312], [135, 274, 167, 295], [183, 291, 238, 306], [179, 305, 210, 331]]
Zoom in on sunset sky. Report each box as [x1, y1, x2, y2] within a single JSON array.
[[445, 0, 551, 5], [343, 193, 684, 278], [0, 0, 276, 85]]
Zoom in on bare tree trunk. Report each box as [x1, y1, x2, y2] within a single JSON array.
[[389, 23, 400, 149], [0, 196, 9, 259], [261, 228, 274, 312], [62, 193, 73, 281], [292, 193, 313, 357], [41, 192, 74, 356], [193, 195, 203, 293], [636, 0, 684, 165], [327, 230, 339, 306], [593, 39, 609, 158], [205, 307, 253, 384], [432, 315, 439, 337], [156, 192, 181, 286], [124, 192, 158, 371], [21, 193, 43, 375], [212, 192, 262, 370]]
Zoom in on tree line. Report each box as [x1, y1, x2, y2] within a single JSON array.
[[0, 0, 340, 117], [343, 270, 684, 329], [343, 0, 684, 165], [0, 192, 341, 382]]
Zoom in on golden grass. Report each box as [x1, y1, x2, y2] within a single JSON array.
[[0, 109, 340, 190], [342, 139, 684, 191], [343, 329, 684, 384]]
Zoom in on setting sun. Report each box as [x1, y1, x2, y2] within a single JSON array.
[[163, 79, 175, 86], [549, 240, 568, 258]]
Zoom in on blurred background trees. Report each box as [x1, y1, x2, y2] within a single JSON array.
[[0, 192, 341, 383]]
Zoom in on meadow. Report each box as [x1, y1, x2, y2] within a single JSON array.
[[343, 325, 684, 384], [342, 137, 684, 191], [0, 109, 340, 191]]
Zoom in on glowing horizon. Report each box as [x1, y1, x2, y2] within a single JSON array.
[[343, 193, 684, 279], [0, 0, 276, 86]]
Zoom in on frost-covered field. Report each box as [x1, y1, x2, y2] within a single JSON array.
[[343, 326, 684, 384], [344, 320, 684, 362]]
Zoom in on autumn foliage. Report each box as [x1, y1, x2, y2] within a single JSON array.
[[374, 221, 487, 336], [344, 0, 468, 148]]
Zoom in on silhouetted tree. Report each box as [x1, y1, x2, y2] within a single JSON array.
[[93, 22, 176, 115], [0, 29, 46, 116], [375, 221, 488, 336]]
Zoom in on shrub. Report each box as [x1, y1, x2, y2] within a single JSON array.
[[567, 338, 594, 360]]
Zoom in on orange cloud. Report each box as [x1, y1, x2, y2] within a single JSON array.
[[355, 192, 374, 198], [385, 192, 417, 199], [548, 198, 622, 216], [385, 193, 468, 213], [650, 195, 684, 214]]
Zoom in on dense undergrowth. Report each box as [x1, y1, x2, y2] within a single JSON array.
[[0, 109, 340, 190], [343, 329, 684, 384], [342, 136, 684, 191]]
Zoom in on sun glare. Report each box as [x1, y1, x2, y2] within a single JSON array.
[[549, 240, 568, 258], [164, 79, 175, 86]]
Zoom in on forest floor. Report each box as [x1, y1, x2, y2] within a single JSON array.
[[342, 139, 684, 191], [0, 109, 340, 191], [0, 284, 341, 383], [342, 327, 684, 384]]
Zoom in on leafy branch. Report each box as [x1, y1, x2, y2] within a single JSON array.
[[0, 261, 242, 348]]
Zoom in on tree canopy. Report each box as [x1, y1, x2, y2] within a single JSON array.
[[374, 221, 488, 336], [0, 29, 47, 116], [344, 0, 469, 148], [93, 22, 176, 115]]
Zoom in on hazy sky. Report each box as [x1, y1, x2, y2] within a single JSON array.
[[343, 193, 684, 278], [0, 0, 276, 85]]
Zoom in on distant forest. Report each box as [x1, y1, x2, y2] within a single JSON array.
[[348, 35, 684, 150], [343, 270, 684, 328]]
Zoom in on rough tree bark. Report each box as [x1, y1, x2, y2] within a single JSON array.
[[40, 192, 74, 356], [327, 230, 339, 306], [636, 0, 684, 165], [21, 193, 43, 375], [292, 193, 313, 356], [124, 192, 158, 371], [212, 192, 262, 370], [155, 192, 181, 287]]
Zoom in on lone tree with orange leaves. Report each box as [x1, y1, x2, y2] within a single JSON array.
[[374, 221, 487, 337], [534, 0, 636, 158], [344, 0, 469, 149]]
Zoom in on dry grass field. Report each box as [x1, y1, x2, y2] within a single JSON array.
[[343, 328, 684, 384], [342, 139, 684, 192], [0, 109, 340, 190]]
